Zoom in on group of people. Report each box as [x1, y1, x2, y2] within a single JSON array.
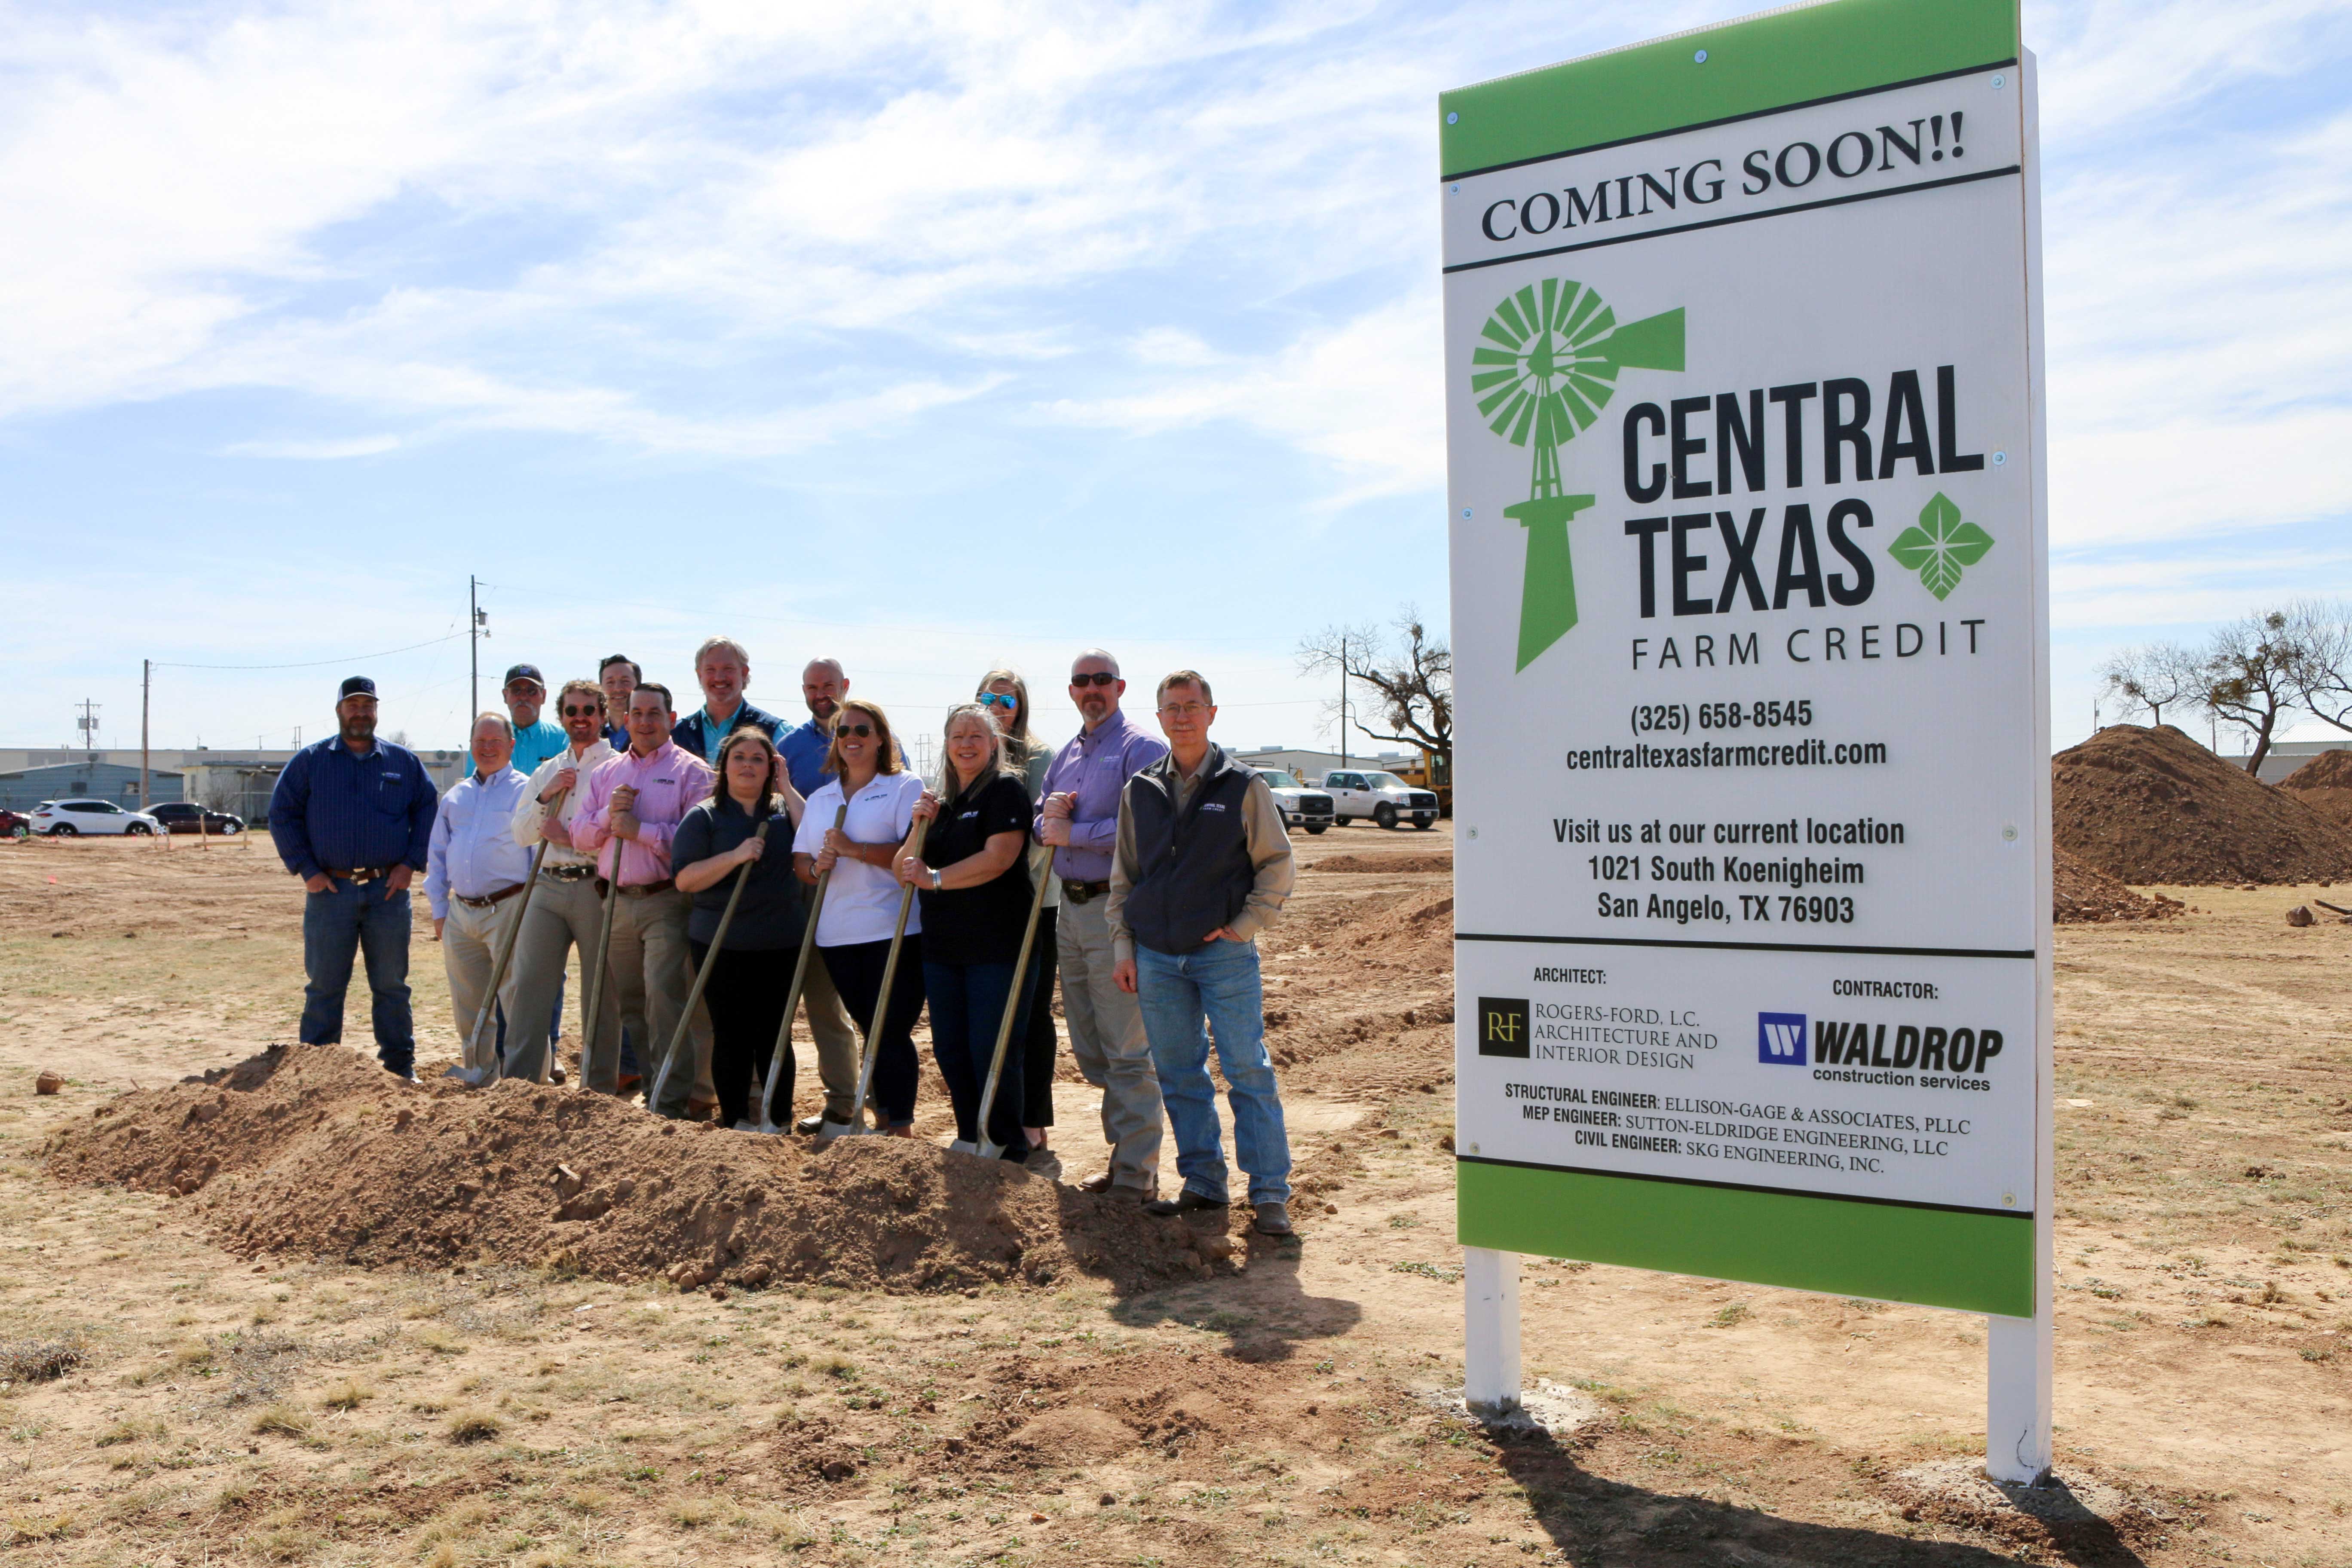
[[266, 643, 1302, 1233]]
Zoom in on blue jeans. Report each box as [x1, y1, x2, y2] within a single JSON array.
[[1135, 939, 1290, 1206], [924, 959, 1031, 1153], [300, 877, 415, 1073]]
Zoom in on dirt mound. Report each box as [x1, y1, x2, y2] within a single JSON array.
[[44, 1047, 1207, 1294], [1307, 853, 1452, 875], [2278, 746, 2352, 827], [1275, 885, 1455, 971], [2053, 848, 2181, 924], [2052, 724, 2352, 885]]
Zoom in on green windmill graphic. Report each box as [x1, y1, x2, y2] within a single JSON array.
[[1471, 279, 1684, 670]]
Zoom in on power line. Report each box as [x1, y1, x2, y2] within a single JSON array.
[[153, 629, 467, 671]]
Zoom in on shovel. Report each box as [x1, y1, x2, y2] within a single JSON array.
[[840, 815, 929, 1139], [747, 802, 850, 1134], [970, 851, 1054, 1161], [646, 816, 771, 1118], [579, 791, 627, 1097], [456, 781, 567, 1087]]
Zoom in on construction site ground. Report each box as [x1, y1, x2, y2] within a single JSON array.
[[2, 826, 2349, 1567]]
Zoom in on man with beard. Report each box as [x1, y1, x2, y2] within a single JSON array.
[[268, 676, 438, 1081], [503, 678, 620, 1087], [778, 656, 866, 1135], [1038, 648, 1168, 1199]]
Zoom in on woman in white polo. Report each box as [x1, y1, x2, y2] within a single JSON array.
[[792, 698, 927, 1133]]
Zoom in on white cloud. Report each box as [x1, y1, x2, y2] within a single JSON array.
[[222, 435, 401, 459]]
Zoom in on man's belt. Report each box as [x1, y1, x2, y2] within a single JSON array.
[[326, 867, 388, 883], [541, 864, 596, 883], [1061, 879, 1110, 903], [453, 883, 524, 910], [614, 878, 676, 897]]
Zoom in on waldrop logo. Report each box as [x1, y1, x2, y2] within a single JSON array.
[[1758, 1012, 1807, 1065], [1479, 997, 1531, 1058]]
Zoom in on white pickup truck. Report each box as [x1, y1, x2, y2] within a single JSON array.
[[1256, 769, 1336, 835], [1314, 769, 1441, 830]]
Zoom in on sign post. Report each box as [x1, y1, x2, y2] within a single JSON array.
[[1442, 0, 2051, 1483]]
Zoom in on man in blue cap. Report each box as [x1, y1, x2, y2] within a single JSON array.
[[502, 664, 569, 778], [267, 676, 439, 1080]]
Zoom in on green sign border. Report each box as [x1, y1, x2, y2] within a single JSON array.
[[1458, 1160, 2033, 1317], [1439, 0, 2018, 180]]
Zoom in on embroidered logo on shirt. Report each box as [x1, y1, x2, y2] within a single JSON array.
[[1201, 802, 1228, 812]]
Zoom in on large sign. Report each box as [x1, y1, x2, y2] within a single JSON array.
[[1447, 0, 2050, 1316]]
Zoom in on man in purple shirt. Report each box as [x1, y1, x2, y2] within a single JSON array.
[[1039, 648, 1169, 1199]]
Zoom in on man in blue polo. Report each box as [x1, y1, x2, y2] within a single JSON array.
[[671, 637, 785, 763], [268, 676, 439, 1080]]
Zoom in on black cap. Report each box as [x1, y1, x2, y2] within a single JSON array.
[[339, 676, 377, 701], [502, 663, 545, 689]]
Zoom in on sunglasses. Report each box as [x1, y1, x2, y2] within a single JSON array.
[[977, 692, 1019, 710], [836, 723, 875, 738], [1069, 671, 1118, 688], [560, 704, 601, 718]]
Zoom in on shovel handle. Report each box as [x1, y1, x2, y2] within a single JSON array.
[[753, 802, 850, 1130], [973, 848, 1054, 1158]]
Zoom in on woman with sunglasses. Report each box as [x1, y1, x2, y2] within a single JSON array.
[[896, 702, 1038, 1160], [792, 699, 926, 1134], [672, 728, 806, 1129], [978, 669, 1059, 1170]]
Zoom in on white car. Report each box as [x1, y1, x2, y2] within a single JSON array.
[[29, 798, 166, 837], [1255, 769, 1336, 835], [1314, 770, 1442, 830]]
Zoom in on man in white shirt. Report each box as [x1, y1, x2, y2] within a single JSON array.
[[505, 679, 621, 1086], [425, 713, 535, 1085]]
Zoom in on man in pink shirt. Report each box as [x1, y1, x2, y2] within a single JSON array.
[[570, 683, 713, 1117]]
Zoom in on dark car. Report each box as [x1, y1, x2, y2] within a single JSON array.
[[149, 802, 246, 836], [0, 808, 27, 839]]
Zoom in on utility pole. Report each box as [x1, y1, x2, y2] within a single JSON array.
[[470, 576, 484, 720], [141, 661, 151, 808], [1338, 636, 1349, 771], [76, 698, 101, 761]]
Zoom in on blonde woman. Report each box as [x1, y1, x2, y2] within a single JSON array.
[[979, 668, 1060, 1167], [791, 699, 926, 1133], [897, 702, 1037, 1159]]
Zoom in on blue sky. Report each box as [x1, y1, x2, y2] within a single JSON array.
[[5, 0, 2349, 759]]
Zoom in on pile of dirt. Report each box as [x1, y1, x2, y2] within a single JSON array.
[[1272, 885, 1455, 971], [1307, 853, 1453, 875], [44, 1047, 1209, 1294], [2278, 747, 2352, 827], [2052, 724, 2352, 884], [2053, 848, 2182, 924]]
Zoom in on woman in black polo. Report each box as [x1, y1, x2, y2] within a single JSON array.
[[897, 702, 1037, 1160], [979, 667, 1058, 1167], [672, 728, 805, 1129]]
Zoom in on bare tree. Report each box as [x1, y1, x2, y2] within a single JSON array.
[[1297, 608, 1452, 762], [2281, 598, 2352, 735], [2097, 641, 2203, 728], [2201, 610, 2304, 773]]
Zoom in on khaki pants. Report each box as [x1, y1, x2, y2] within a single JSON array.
[[801, 947, 863, 1123], [1057, 893, 1161, 1190], [504, 873, 617, 1086], [605, 886, 696, 1118], [442, 896, 523, 1077]]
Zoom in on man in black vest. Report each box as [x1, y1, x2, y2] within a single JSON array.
[[1109, 670, 1299, 1235]]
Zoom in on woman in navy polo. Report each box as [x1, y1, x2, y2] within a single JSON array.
[[897, 702, 1038, 1160]]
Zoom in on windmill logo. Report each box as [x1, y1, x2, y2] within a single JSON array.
[[1470, 279, 1685, 670]]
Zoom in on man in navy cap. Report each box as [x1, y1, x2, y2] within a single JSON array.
[[502, 664, 568, 778], [267, 676, 439, 1080]]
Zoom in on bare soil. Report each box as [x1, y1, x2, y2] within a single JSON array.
[[2054, 723, 2352, 885], [2279, 747, 2352, 827], [3, 825, 2350, 1567], [2052, 849, 2181, 925]]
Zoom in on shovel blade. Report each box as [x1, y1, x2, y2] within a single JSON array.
[[975, 1139, 1005, 1161]]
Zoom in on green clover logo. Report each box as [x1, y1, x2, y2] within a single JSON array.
[[1888, 492, 1993, 600], [1470, 279, 1682, 670]]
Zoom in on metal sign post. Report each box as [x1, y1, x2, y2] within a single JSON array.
[[1442, 0, 2052, 1484]]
